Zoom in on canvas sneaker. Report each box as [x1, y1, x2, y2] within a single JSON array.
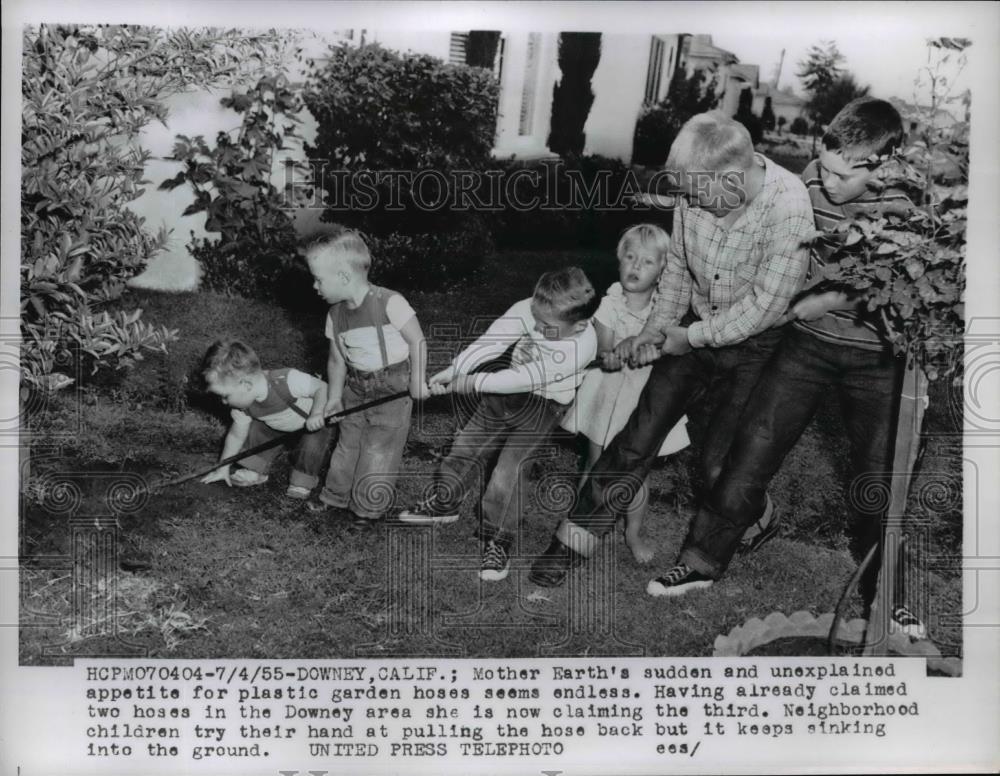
[[737, 494, 779, 556], [890, 604, 927, 640], [397, 498, 460, 525], [231, 469, 268, 487], [479, 540, 510, 582], [647, 564, 714, 597]]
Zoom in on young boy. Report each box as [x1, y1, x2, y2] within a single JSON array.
[[201, 340, 333, 499], [399, 267, 600, 582], [652, 98, 924, 637], [304, 230, 429, 524]]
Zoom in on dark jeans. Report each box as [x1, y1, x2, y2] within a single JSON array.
[[567, 326, 787, 538], [241, 421, 333, 490], [436, 391, 568, 546], [321, 362, 412, 519], [680, 327, 903, 599]]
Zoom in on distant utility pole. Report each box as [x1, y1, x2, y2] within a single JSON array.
[[772, 48, 785, 88]]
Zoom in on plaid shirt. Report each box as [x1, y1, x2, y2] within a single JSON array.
[[647, 154, 815, 348]]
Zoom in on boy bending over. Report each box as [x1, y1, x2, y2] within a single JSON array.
[[201, 339, 332, 499]]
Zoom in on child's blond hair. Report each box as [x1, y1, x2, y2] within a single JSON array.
[[617, 223, 671, 262], [666, 110, 754, 176], [303, 229, 371, 277], [202, 339, 261, 383], [532, 267, 600, 324]]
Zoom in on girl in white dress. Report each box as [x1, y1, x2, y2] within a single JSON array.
[[562, 224, 689, 563]]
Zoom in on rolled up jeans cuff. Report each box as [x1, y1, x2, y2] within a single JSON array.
[[678, 546, 723, 579], [318, 488, 349, 509], [476, 521, 514, 549]]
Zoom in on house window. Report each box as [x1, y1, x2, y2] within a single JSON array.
[[645, 36, 666, 104], [519, 33, 542, 136], [449, 32, 469, 65]]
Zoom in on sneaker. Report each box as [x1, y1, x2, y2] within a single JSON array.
[[479, 540, 511, 581], [286, 485, 312, 500], [398, 498, 460, 525], [231, 469, 268, 487], [647, 564, 714, 597], [891, 604, 927, 640], [737, 495, 779, 557]]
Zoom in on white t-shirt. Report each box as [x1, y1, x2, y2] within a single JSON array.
[[451, 298, 598, 404], [325, 293, 415, 371]]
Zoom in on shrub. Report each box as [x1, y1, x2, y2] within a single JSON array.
[[818, 38, 968, 381], [366, 216, 495, 290], [303, 42, 499, 280], [493, 155, 657, 251], [631, 67, 719, 166], [734, 88, 764, 145], [762, 96, 776, 132], [20, 24, 292, 380], [112, 289, 318, 412], [789, 116, 810, 136]]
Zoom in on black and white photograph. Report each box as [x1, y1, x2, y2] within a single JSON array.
[[2, 1, 998, 774]]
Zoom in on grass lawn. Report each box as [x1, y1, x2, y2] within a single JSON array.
[[19, 250, 963, 663]]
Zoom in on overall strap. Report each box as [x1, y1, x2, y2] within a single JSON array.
[[265, 369, 310, 419], [369, 287, 391, 370]]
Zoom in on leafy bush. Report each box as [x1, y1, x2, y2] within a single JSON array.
[[493, 155, 657, 251], [819, 38, 968, 381], [20, 24, 292, 380], [112, 289, 318, 413], [789, 116, 810, 136], [631, 67, 719, 166], [302, 43, 499, 281], [366, 218, 494, 289], [161, 71, 310, 300]]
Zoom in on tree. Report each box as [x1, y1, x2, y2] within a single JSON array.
[[777, 115, 787, 135], [762, 96, 776, 132], [547, 33, 602, 157], [808, 73, 871, 129], [631, 66, 719, 166], [797, 40, 845, 151], [789, 116, 809, 136], [465, 31, 501, 69], [797, 40, 844, 97], [21, 24, 292, 379], [734, 87, 763, 144]]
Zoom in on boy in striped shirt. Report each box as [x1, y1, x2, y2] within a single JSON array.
[[655, 98, 924, 638]]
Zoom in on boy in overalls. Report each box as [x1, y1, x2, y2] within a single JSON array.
[[305, 230, 430, 524]]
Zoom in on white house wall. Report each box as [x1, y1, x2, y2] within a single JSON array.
[[128, 32, 333, 292], [367, 29, 452, 61], [492, 32, 559, 160], [583, 34, 652, 162]]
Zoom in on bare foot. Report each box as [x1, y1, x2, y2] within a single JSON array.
[[625, 531, 655, 565]]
